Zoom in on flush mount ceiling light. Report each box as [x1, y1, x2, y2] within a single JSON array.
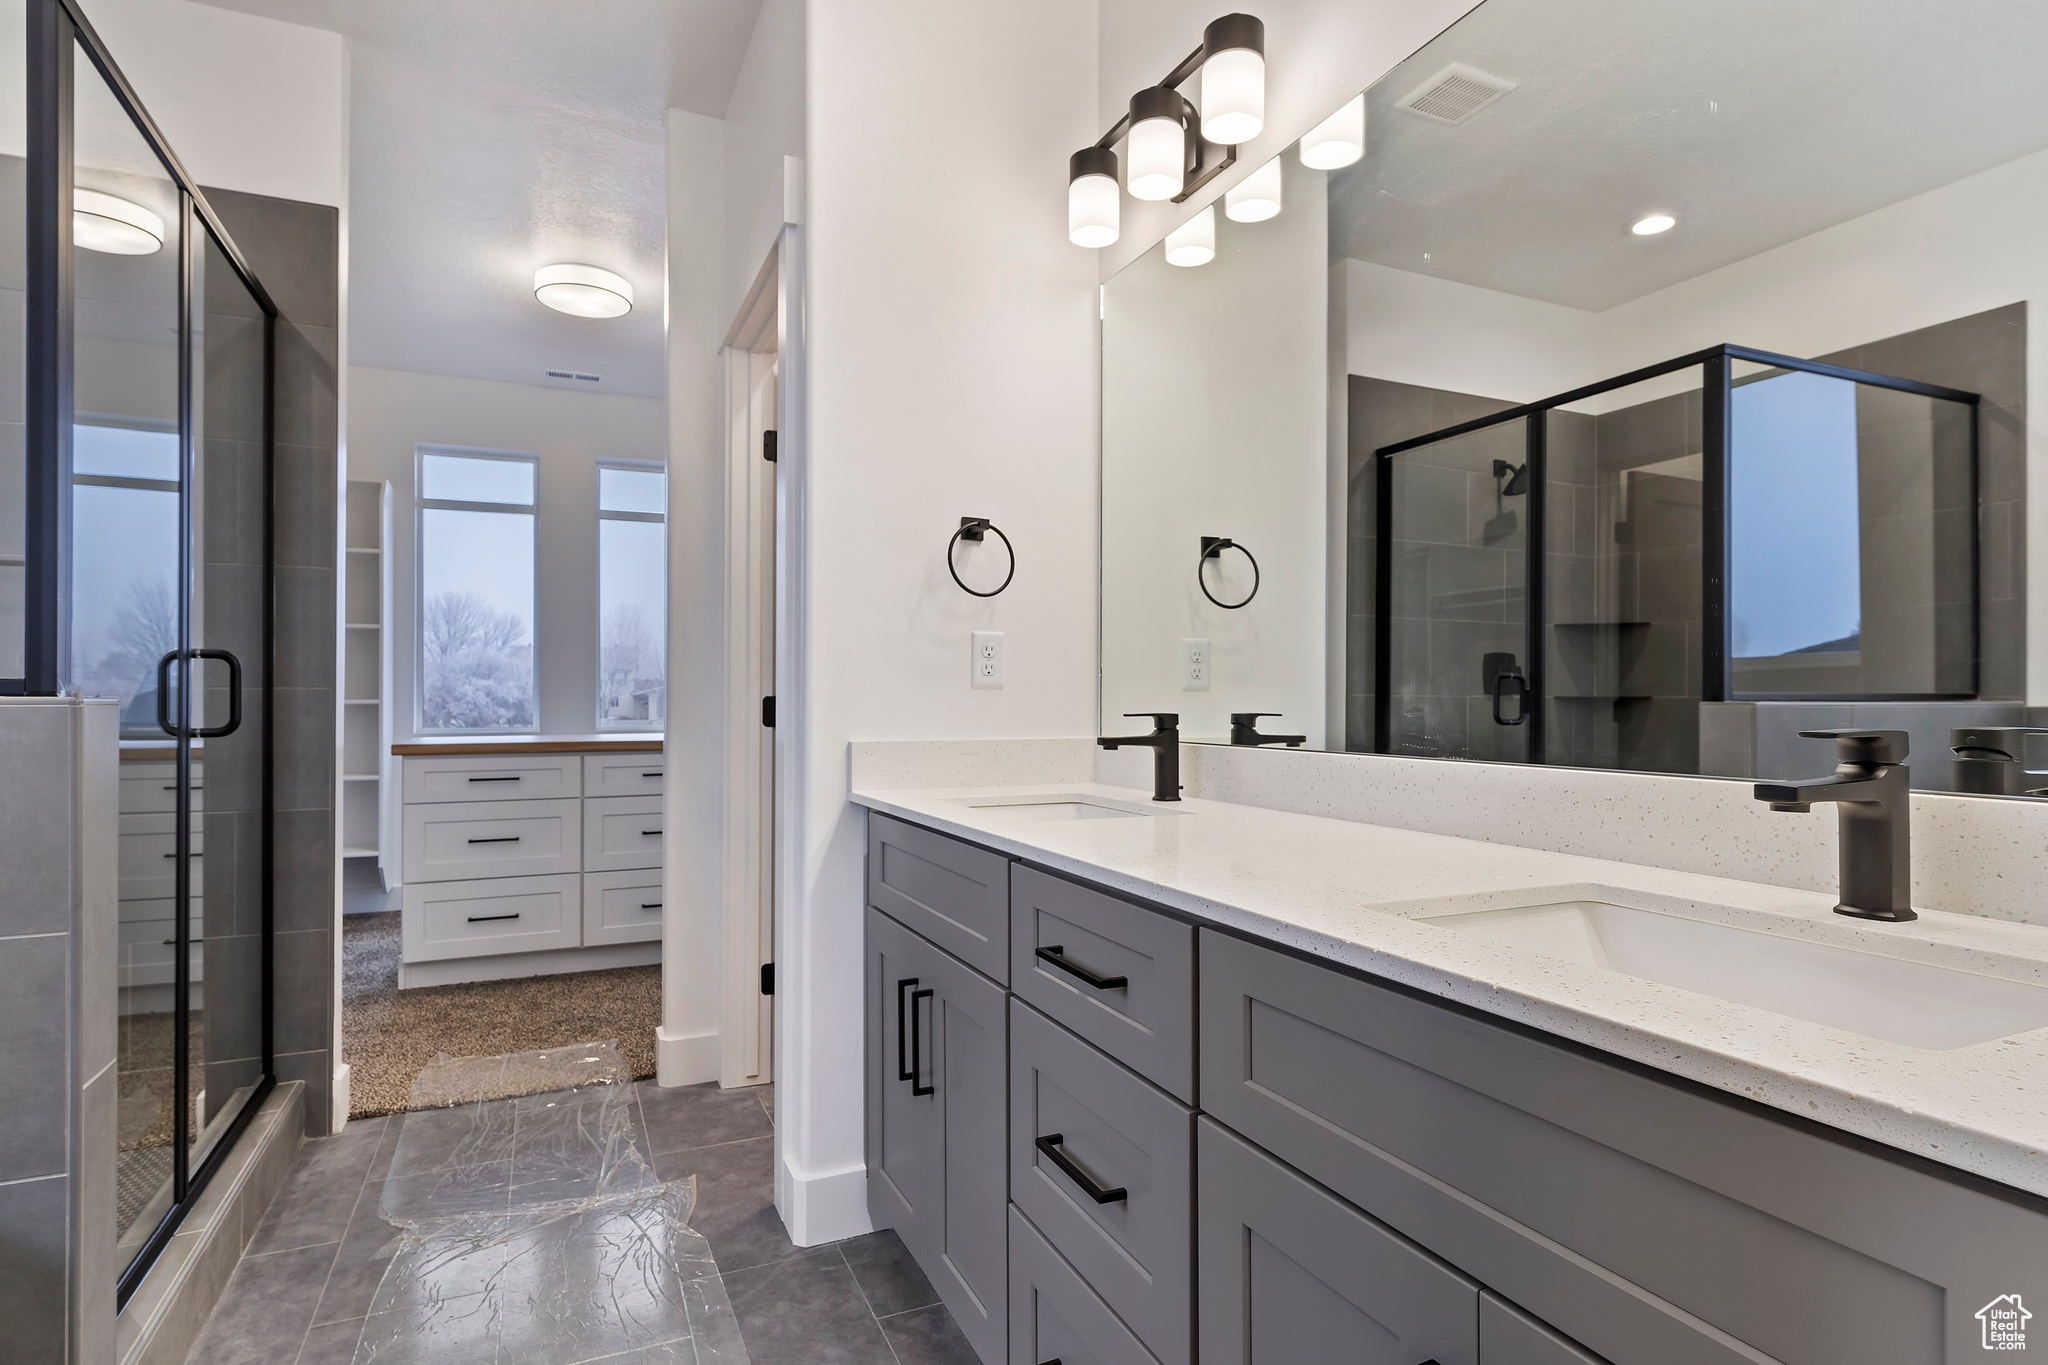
[[1065, 13, 1263, 246], [533, 263, 633, 318], [1164, 205, 1216, 267], [73, 188, 164, 255], [1631, 213, 1677, 236], [1299, 93, 1364, 170], [1224, 155, 1282, 222]]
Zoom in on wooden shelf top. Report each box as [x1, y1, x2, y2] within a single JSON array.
[[393, 733, 663, 756]]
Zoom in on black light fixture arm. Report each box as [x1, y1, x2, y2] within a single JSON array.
[[1085, 16, 1253, 203]]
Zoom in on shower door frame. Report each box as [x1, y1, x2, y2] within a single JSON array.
[[1372, 343, 1982, 756], [17, 0, 283, 1307]]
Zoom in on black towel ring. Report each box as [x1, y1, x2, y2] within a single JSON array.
[[1198, 536, 1259, 610], [948, 517, 1016, 598]]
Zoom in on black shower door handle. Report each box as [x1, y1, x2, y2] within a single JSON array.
[[1492, 668, 1529, 726], [156, 648, 243, 739]]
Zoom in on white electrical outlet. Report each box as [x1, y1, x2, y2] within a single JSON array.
[[972, 630, 1004, 688], [1183, 637, 1210, 691]]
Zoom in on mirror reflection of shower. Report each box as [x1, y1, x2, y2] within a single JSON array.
[[1484, 459, 1527, 545]]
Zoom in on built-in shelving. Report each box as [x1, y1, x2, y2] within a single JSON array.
[[343, 480, 396, 891]]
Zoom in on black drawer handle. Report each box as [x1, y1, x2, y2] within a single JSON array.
[[468, 775, 522, 783], [1035, 945, 1127, 991], [467, 912, 520, 923], [641, 828, 663, 837], [161, 784, 204, 791], [642, 771, 662, 778], [162, 852, 203, 858], [467, 836, 521, 844], [910, 988, 935, 1096], [639, 901, 662, 910], [896, 977, 919, 1082], [1035, 1133, 1125, 1203], [159, 938, 205, 945]]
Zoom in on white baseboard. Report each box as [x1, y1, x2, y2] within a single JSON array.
[[332, 1063, 352, 1134], [777, 1153, 872, 1247], [655, 1025, 721, 1086], [397, 940, 660, 989]]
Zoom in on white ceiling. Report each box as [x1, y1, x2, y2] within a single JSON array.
[[200, 0, 765, 397], [1329, 0, 2048, 311]]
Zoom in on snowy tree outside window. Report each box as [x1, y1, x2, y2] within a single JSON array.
[[417, 450, 537, 730], [597, 463, 666, 728]]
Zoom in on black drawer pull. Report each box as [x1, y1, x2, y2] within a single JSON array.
[[639, 901, 662, 910], [641, 771, 662, 778], [161, 784, 204, 790], [896, 977, 919, 1082], [1035, 945, 1127, 991], [467, 836, 521, 844], [162, 852, 203, 858], [468, 775, 522, 783], [1034, 1133, 1126, 1203], [160, 938, 205, 946], [910, 988, 935, 1096], [466, 912, 520, 923], [641, 828, 663, 837]]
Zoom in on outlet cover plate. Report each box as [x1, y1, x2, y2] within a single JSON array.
[[1183, 637, 1210, 691], [972, 630, 1004, 688]]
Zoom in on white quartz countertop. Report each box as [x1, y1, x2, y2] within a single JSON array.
[[851, 779, 2048, 1196]]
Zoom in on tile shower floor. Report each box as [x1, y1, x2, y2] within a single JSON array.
[[183, 1078, 980, 1365]]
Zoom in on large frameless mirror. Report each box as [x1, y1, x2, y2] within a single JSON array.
[[1100, 0, 2047, 797]]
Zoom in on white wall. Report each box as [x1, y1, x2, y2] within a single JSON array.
[[345, 366, 667, 739], [721, 0, 805, 327], [1102, 155, 1328, 741]]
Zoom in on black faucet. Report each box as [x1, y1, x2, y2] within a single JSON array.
[[1752, 729, 1915, 922], [1098, 712, 1181, 802], [1229, 713, 1306, 747]]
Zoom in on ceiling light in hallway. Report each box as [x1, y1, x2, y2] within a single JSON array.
[[1632, 213, 1677, 235], [74, 188, 163, 255], [533, 263, 634, 318]]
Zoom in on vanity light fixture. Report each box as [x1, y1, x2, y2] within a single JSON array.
[[533, 263, 634, 318], [73, 188, 164, 255], [1631, 213, 1677, 236], [1066, 14, 1264, 244], [1299, 93, 1365, 170], [1224, 155, 1282, 222], [1164, 205, 1216, 266]]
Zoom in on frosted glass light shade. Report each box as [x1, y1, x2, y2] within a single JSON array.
[[1200, 48, 1265, 145], [1300, 93, 1366, 170], [73, 188, 164, 255], [1224, 156, 1283, 222], [1164, 206, 1216, 268], [1069, 173, 1120, 248], [1128, 113, 1185, 202], [534, 263, 634, 318]]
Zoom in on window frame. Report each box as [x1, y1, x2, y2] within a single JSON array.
[[595, 458, 667, 731], [415, 444, 541, 734]]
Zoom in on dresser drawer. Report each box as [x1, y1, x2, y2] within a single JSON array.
[[1009, 1205, 1164, 1365], [402, 799, 581, 882], [402, 874, 582, 961], [1010, 998, 1192, 1364], [402, 753, 581, 803], [1011, 864, 1195, 1103], [584, 795, 664, 872], [583, 752, 666, 797], [867, 812, 1010, 982], [119, 813, 202, 901], [119, 760, 203, 815], [583, 870, 664, 945]]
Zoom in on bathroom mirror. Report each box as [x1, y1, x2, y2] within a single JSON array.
[[1099, 0, 2048, 797]]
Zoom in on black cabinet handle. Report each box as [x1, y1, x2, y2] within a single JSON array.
[[163, 852, 204, 858], [910, 988, 935, 1096], [1034, 1133, 1126, 1203], [466, 912, 520, 923], [641, 771, 662, 778], [641, 828, 663, 836], [467, 836, 521, 844], [468, 775, 522, 783], [1035, 945, 1128, 991], [639, 901, 662, 910], [896, 977, 919, 1082]]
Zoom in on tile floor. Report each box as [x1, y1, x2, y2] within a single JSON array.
[[182, 1081, 980, 1365]]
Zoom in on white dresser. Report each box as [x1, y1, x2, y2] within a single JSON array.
[[396, 740, 664, 987], [118, 752, 204, 1015]]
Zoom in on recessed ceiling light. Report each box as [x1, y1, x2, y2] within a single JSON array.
[[1631, 213, 1676, 236], [74, 188, 164, 255], [534, 263, 633, 318]]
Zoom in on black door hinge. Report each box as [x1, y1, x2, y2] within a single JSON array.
[[760, 962, 775, 995], [761, 695, 775, 727], [763, 430, 777, 462]]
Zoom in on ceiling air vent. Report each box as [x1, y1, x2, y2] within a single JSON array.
[[1395, 62, 1516, 124]]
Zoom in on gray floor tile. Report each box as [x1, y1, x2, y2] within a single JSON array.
[[383, 1098, 515, 1175], [879, 1302, 983, 1365], [296, 1316, 365, 1365], [757, 1083, 774, 1127], [312, 1190, 406, 1326], [658, 1136, 796, 1273], [723, 1249, 898, 1365], [246, 1129, 383, 1254], [841, 1228, 940, 1317], [183, 1241, 338, 1365], [636, 1080, 774, 1154]]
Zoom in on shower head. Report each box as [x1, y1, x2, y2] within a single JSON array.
[[1492, 459, 1529, 496]]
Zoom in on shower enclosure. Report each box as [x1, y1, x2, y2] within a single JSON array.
[[1366, 345, 1980, 773], [1, 0, 279, 1303]]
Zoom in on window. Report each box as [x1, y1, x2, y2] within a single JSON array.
[[597, 462, 666, 728], [71, 420, 181, 734], [417, 448, 537, 730]]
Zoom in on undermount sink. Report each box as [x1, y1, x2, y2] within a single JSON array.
[[952, 793, 1163, 823], [1419, 900, 2048, 1050]]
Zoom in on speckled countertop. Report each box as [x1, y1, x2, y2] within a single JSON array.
[[851, 779, 2048, 1196]]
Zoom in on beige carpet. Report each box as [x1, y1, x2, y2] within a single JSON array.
[[343, 911, 660, 1119]]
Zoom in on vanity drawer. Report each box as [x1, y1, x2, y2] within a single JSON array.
[[119, 813, 202, 901], [1010, 998, 1192, 1364], [583, 870, 664, 945], [402, 799, 581, 882], [119, 761, 203, 815], [584, 795, 665, 872], [402, 753, 581, 803], [867, 813, 1011, 982], [402, 874, 582, 961], [1010, 864, 1195, 1103], [583, 752, 666, 797], [1481, 1292, 1607, 1365], [1008, 1205, 1164, 1365]]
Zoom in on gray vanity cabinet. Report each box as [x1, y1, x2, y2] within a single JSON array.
[[870, 812, 1013, 981], [1480, 1294, 1608, 1365], [1009, 1206, 1165, 1365], [1197, 1119, 1480, 1365], [863, 906, 1009, 1364]]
